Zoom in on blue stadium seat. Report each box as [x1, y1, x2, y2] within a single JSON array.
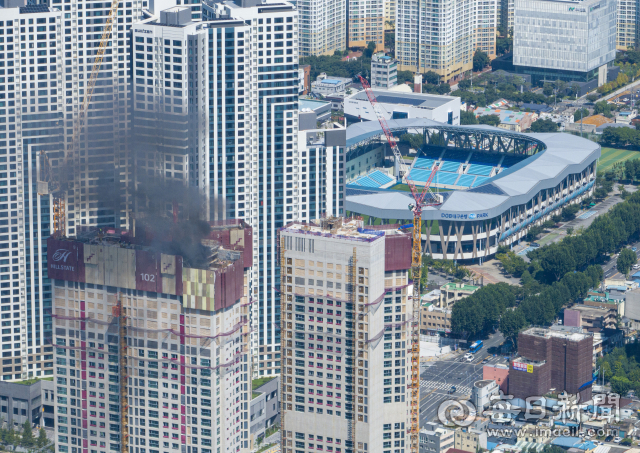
[[408, 169, 431, 182], [368, 171, 394, 185], [413, 158, 434, 170], [466, 164, 493, 176], [434, 172, 459, 185], [455, 174, 476, 187], [439, 161, 461, 172], [356, 177, 380, 188]]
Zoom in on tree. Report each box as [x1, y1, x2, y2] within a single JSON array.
[[423, 71, 440, 85], [458, 79, 472, 90], [37, 428, 49, 449], [540, 244, 576, 281], [574, 108, 590, 122], [460, 110, 478, 125], [543, 83, 554, 96], [570, 82, 581, 99], [396, 70, 414, 85], [560, 204, 580, 221], [21, 420, 34, 449], [594, 100, 614, 117], [399, 133, 424, 150], [586, 93, 599, 102], [500, 308, 527, 347], [473, 50, 490, 72], [530, 119, 558, 132], [477, 114, 501, 127], [364, 41, 376, 58], [617, 248, 637, 275]]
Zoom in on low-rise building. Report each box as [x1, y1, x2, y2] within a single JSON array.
[[371, 54, 398, 89], [483, 364, 509, 394], [455, 427, 488, 451], [566, 114, 614, 134], [472, 379, 500, 412], [311, 74, 352, 95], [0, 378, 55, 428], [249, 376, 280, 448], [473, 108, 537, 132], [420, 303, 452, 335], [563, 305, 618, 332], [584, 291, 625, 317], [439, 282, 480, 308], [345, 89, 461, 125], [420, 422, 455, 453]]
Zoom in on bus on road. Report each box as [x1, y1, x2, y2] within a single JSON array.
[[469, 340, 483, 353]]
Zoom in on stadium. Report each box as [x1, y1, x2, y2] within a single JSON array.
[[344, 118, 600, 263]]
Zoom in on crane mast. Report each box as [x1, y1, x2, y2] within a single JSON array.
[[357, 75, 441, 453], [39, 0, 120, 237]]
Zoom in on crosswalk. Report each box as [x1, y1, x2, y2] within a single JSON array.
[[420, 380, 471, 395]]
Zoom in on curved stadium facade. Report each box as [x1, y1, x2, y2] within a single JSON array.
[[345, 118, 600, 262]]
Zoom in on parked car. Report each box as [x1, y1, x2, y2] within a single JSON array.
[[632, 247, 637, 252], [614, 437, 622, 444], [605, 436, 613, 442]]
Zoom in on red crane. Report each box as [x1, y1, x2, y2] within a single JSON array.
[[358, 75, 441, 453]]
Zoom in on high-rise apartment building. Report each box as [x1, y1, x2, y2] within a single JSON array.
[[298, 0, 346, 56], [0, 5, 62, 381], [384, 0, 396, 29], [50, 221, 252, 453], [46, 0, 144, 236], [513, 0, 616, 85], [616, 0, 639, 50], [278, 217, 413, 453], [396, 0, 497, 82], [510, 327, 593, 402], [499, 0, 514, 33], [348, 0, 384, 51], [133, 0, 344, 377]]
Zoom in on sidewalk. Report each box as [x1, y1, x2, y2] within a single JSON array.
[[602, 79, 640, 102]]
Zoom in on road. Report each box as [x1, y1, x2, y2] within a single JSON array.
[[602, 240, 640, 279], [419, 332, 506, 425]]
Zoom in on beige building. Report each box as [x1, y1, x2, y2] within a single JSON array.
[[455, 427, 488, 451], [420, 304, 452, 334], [396, 0, 497, 82], [384, 0, 396, 29], [349, 0, 385, 51], [279, 218, 414, 453], [298, 0, 347, 56], [616, 0, 638, 50]]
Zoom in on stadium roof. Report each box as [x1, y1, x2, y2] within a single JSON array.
[[345, 118, 600, 222], [348, 90, 457, 111]]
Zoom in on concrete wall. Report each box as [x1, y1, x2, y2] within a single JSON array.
[[250, 376, 280, 448], [0, 379, 55, 428]]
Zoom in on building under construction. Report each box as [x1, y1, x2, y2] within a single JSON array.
[[278, 217, 413, 453], [49, 221, 252, 453], [510, 327, 593, 402]]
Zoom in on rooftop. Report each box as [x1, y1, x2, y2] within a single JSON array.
[[522, 327, 591, 341], [577, 114, 614, 127], [474, 108, 534, 125], [281, 217, 387, 242], [348, 89, 457, 110], [474, 379, 497, 389], [299, 98, 331, 112], [19, 4, 50, 13], [441, 282, 479, 292]]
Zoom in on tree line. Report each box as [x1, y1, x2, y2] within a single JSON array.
[[450, 175, 640, 341], [598, 343, 640, 395]]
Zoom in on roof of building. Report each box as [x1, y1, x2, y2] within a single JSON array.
[[474, 108, 534, 125], [522, 326, 591, 341], [551, 437, 582, 449], [521, 103, 553, 113], [441, 282, 479, 292], [299, 99, 331, 112], [577, 114, 614, 127], [345, 118, 600, 222], [348, 89, 457, 110], [597, 123, 635, 132], [389, 84, 413, 93], [19, 4, 50, 13]]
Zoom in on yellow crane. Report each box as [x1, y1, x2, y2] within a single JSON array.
[[39, 0, 120, 238], [357, 75, 441, 453]]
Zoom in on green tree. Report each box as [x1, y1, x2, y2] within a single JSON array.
[[530, 119, 558, 132], [540, 244, 576, 281], [500, 308, 527, 347], [399, 133, 424, 150], [617, 248, 637, 275], [364, 41, 376, 58], [460, 110, 478, 125], [21, 420, 34, 449], [477, 114, 501, 127], [396, 70, 414, 85], [458, 79, 472, 90], [573, 108, 590, 122], [423, 71, 440, 85], [543, 83, 554, 96], [560, 204, 580, 221], [36, 428, 49, 449], [594, 100, 614, 117], [586, 93, 599, 102], [472, 50, 490, 72]]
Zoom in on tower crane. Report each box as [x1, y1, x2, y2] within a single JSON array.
[[357, 75, 441, 453], [38, 0, 120, 237]]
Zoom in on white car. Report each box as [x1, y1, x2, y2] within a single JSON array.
[[633, 264, 640, 270], [614, 437, 622, 444], [464, 353, 473, 360]]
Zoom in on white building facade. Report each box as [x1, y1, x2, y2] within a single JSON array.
[[0, 5, 62, 381], [298, 0, 346, 56]]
